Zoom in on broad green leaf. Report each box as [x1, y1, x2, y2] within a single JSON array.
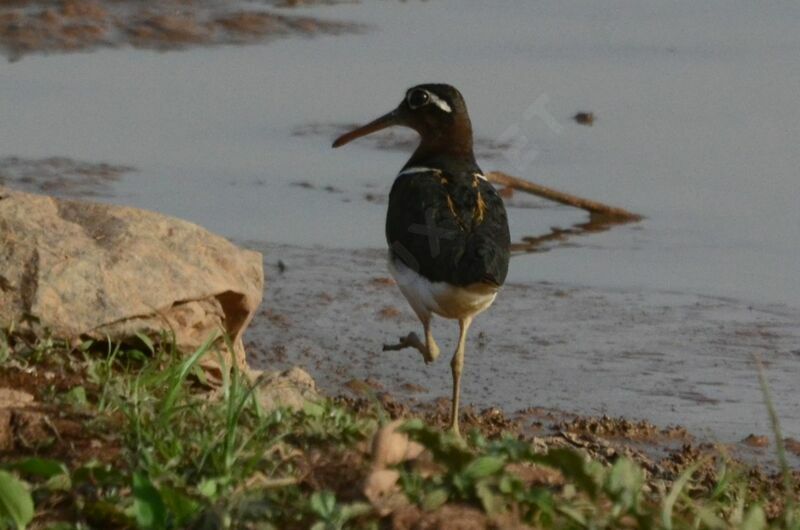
[[44, 473, 71, 493], [463, 456, 506, 480], [10, 457, 71, 492], [741, 505, 766, 530], [475, 481, 503, 515], [11, 458, 66, 479], [197, 479, 218, 498], [132, 472, 166, 530], [400, 418, 425, 431], [72, 461, 125, 487], [65, 386, 88, 408], [557, 504, 587, 526], [0, 470, 34, 529], [309, 491, 336, 518], [340, 502, 372, 521], [422, 488, 449, 512], [303, 402, 325, 418], [124, 349, 147, 363], [693, 504, 727, 528], [525, 487, 555, 516], [605, 457, 643, 512]]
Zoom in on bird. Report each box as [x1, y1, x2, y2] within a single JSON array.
[[332, 84, 510, 436]]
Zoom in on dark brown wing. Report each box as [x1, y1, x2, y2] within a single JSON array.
[[386, 169, 510, 287]]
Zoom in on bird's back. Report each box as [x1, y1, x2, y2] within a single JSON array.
[[386, 166, 510, 288]]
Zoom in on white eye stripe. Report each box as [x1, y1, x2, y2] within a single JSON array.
[[428, 91, 452, 113], [407, 89, 452, 113]]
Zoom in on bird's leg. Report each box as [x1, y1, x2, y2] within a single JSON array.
[[382, 316, 440, 364], [449, 316, 473, 437]]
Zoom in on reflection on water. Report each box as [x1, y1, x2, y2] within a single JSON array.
[[512, 213, 633, 254]]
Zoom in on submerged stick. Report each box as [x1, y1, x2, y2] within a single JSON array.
[[487, 171, 643, 222]]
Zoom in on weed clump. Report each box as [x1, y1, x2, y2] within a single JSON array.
[[0, 330, 798, 529]]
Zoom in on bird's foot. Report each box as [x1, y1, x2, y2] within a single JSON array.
[[426, 338, 441, 364], [382, 332, 438, 364], [449, 422, 461, 438]]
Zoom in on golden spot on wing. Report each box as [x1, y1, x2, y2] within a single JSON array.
[[472, 174, 480, 188], [440, 177, 449, 185], [474, 190, 487, 223], [446, 194, 466, 231]]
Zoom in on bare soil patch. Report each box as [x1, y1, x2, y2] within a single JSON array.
[[0, 0, 359, 60], [0, 156, 133, 197], [334, 392, 800, 521], [0, 359, 122, 470]]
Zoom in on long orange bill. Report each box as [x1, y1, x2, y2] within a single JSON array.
[[332, 110, 401, 148]]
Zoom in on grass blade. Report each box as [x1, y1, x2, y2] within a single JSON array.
[[662, 462, 699, 530], [158, 332, 219, 423], [753, 353, 796, 527]]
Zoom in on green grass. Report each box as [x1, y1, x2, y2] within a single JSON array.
[[0, 330, 798, 529]]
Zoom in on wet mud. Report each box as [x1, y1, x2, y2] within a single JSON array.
[[244, 243, 800, 467], [0, 156, 133, 197], [0, 0, 359, 61]]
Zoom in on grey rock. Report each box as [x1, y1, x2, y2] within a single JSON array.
[[0, 186, 263, 374]]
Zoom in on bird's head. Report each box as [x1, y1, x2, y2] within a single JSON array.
[[332, 84, 474, 159]]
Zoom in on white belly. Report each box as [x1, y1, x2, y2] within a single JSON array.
[[388, 255, 498, 320]]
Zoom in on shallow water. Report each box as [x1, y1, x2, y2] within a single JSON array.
[[1, 1, 799, 442]]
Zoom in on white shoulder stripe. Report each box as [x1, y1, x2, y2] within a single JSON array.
[[397, 166, 438, 177], [398, 168, 488, 181]]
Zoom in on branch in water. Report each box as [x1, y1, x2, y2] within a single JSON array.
[[487, 171, 643, 222]]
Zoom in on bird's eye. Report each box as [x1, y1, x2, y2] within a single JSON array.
[[407, 89, 430, 109]]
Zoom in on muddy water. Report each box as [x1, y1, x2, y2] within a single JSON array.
[[1, 1, 799, 444]]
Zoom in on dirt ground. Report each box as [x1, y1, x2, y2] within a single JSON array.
[[2, 355, 798, 525], [0, 357, 122, 471]]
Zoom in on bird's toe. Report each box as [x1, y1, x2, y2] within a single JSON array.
[[425, 338, 441, 364]]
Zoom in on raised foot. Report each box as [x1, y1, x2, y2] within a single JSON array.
[[382, 332, 438, 364]]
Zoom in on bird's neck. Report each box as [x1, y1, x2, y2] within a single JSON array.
[[406, 121, 477, 170]]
